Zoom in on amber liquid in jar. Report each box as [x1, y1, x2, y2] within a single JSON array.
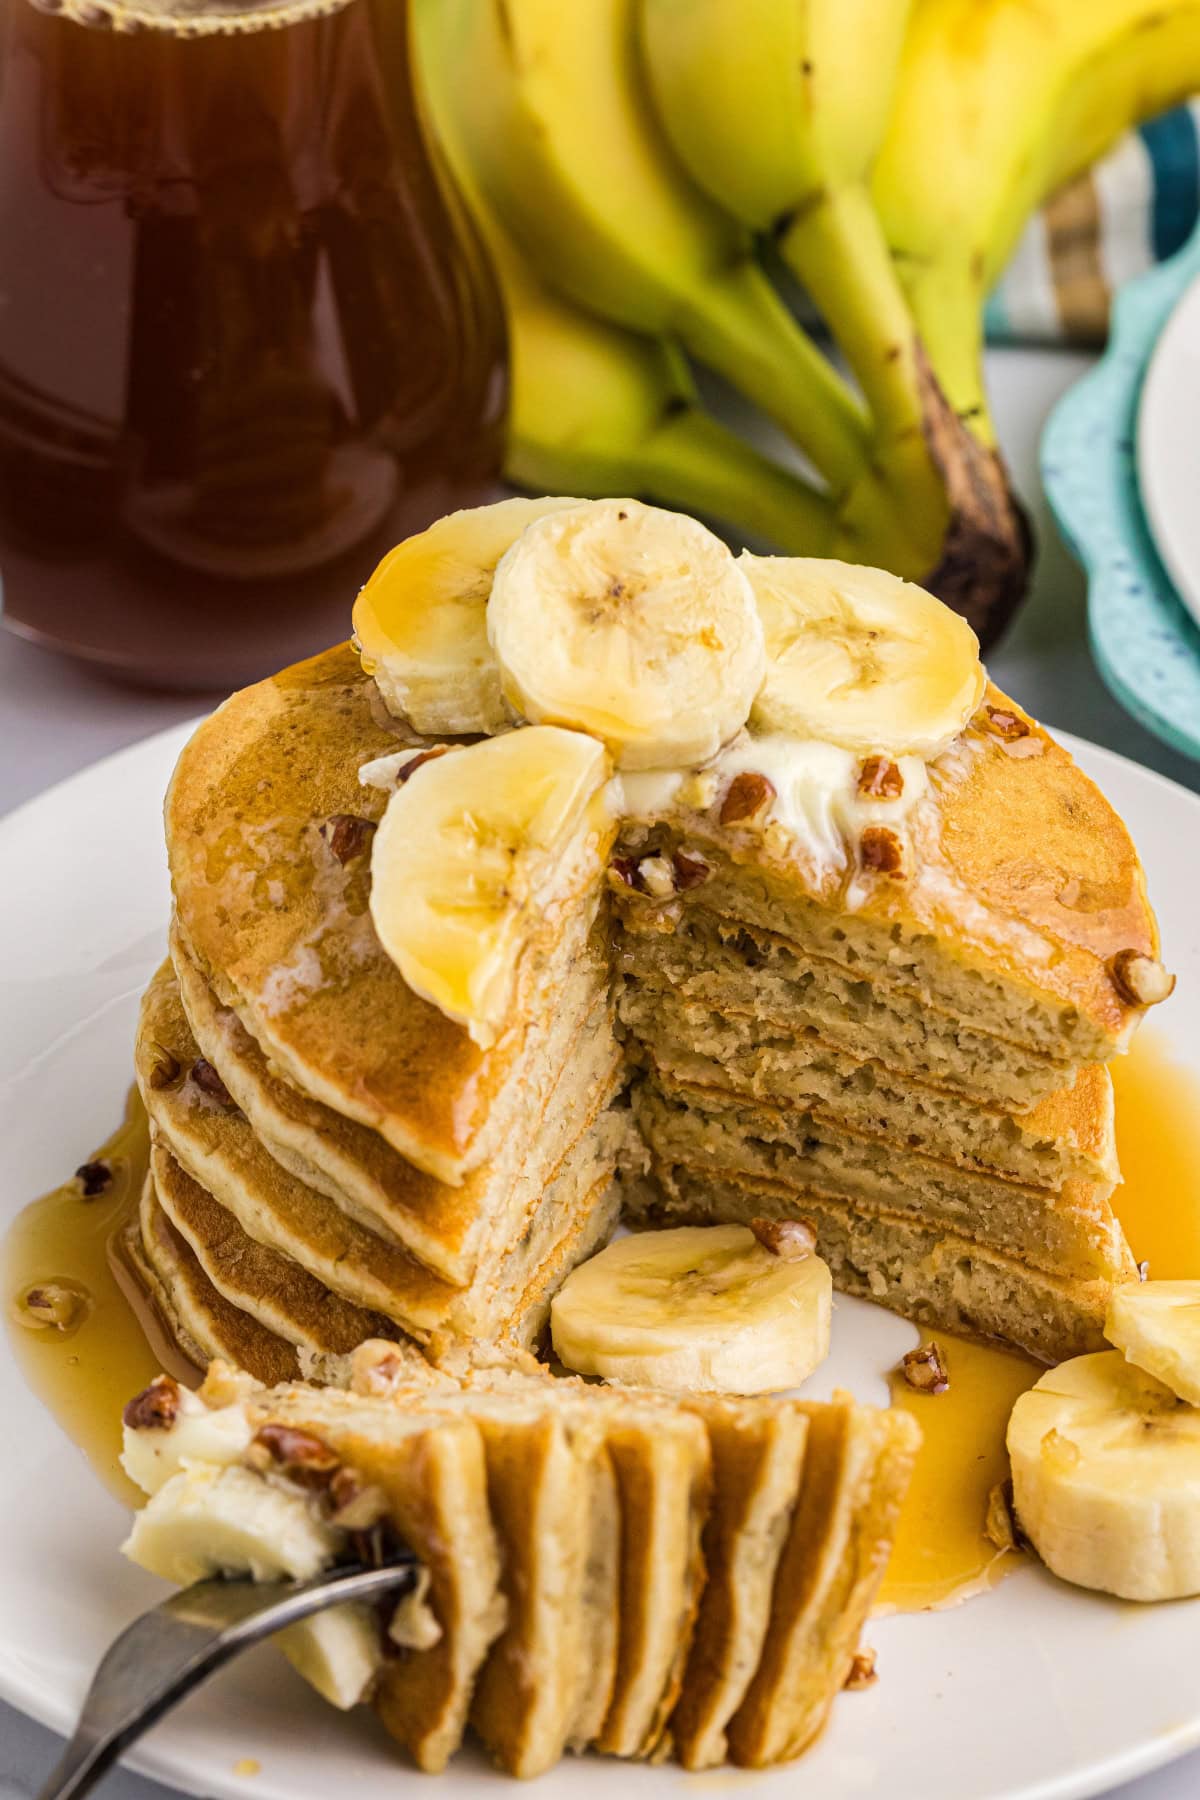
[[0, 0, 506, 686]]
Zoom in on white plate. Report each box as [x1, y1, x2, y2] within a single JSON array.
[[1137, 266, 1200, 626], [2, 723, 1200, 1800]]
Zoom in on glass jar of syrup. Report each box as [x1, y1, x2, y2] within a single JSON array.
[[0, 0, 507, 687]]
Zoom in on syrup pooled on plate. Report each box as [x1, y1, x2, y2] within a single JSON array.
[[878, 1333, 1040, 1614], [1109, 1030, 1200, 1278], [2, 1088, 194, 1504]]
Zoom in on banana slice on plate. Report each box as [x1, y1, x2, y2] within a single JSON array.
[[1107, 1280, 1200, 1406], [123, 1462, 381, 1708], [741, 555, 984, 757], [369, 725, 615, 1048], [550, 1223, 832, 1394], [353, 496, 581, 735], [1007, 1350, 1200, 1601], [488, 498, 766, 770]]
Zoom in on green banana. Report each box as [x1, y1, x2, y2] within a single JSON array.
[[411, 0, 834, 553], [422, 0, 874, 506], [638, 0, 1030, 643], [874, 0, 1200, 448]]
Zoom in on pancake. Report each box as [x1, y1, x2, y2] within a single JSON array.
[[165, 644, 610, 1186]]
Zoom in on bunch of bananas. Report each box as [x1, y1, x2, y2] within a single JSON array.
[[411, 0, 1200, 647]]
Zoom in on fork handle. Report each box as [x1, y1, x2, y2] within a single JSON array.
[[37, 1559, 417, 1800]]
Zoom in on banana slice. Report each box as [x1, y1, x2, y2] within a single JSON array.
[[369, 725, 614, 1048], [550, 1223, 831, 1394], [1107, 1281, 1200, 1406], [1007, 1350, 1200, 1602], [487, 498, 765, 771], [123, 1463, 381, 1708], [741, 555, 984, 757], [353, 496, 581, 735]]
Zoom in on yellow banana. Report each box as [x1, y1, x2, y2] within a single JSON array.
[[874, 0, 1200, 447], [419, 0, 872, 502], [639, 0, 1029, 644], [411, 0, 835, 554]]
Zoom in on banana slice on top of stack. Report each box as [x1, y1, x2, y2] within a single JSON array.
[[359, 495, 987, 1050], [1008, 1280, 1200, 1602]]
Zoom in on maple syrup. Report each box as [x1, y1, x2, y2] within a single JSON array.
[[1108, 1030, 1200, 1278], [878, 1333, 1040, 1614], [2, 1087, 195, 1505]]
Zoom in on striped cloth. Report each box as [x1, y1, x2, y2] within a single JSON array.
[[985, 100, 1200, 345]]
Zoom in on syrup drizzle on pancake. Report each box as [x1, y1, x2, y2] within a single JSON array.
[[2, 1088, 197, 1504]]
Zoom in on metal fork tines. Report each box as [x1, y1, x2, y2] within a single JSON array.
[[37, 1557, 419, 1800]]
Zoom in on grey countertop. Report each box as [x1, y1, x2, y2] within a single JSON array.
[[2, 346, 1197, 1799]]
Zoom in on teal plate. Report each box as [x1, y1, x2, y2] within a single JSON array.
[[1042, 223, 1200, 761]]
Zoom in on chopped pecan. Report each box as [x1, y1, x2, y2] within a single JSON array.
[[123, 1375, 182, 1431], [859, 825, 906, 876], [844, 1647, 878, 1690], [719, 771, 775, 829], [250, 1423, 340, 1489], [984, 1480, 1019, 1552], [1108, 949, 1176, 1008], [672, 849, 710, 891], [750, 1216, 817, 1261], [986, 705, 1031, 741], [75, 1160, 113, 1198], [900, 1340, 950, 1395], [148, 1046, 182, 1091], [322, 813, 377, 865], [857, 756, 904, 800], [190, 1058, 237, 1109], [607, 854, 645, 895], [18, 1281, 89, 1334]]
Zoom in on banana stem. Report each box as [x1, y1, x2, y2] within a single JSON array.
[[639, 404, 835, 551], [777, 183, 928, 444], [506, 403, 835, 554], [899, 260, 997, 449], [679, 262, 870, 499]]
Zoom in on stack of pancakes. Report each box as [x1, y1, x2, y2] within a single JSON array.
[[129, 645, 1159, 1374], [123, 1341, 919, 1775]]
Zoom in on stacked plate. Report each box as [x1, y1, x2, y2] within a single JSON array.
[[1043, 224, 1200, 761]]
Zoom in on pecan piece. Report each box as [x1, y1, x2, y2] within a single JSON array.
[[750, 1216, 817, 1261], [322, 813, 377, 865], [857, 756, 904, 800], [986, 705, 1031, 740], [859, 825, 906, 876], [844, 1647, 878, 1690], [329, 1467, 389, 1530], [672, 849, 710, 891], [900, 1340, 950, 1394], [123, 1375, 182, 1431], [18, 1280, 90, 1334], [75, 1159, 113, 1198], [984, 1481, 1019, 1552], [719, 771, 775, 829], [1108, 949, 1176, 1008], [607, 854, 646, 895], [250, 1423, 340, 1489], [190, 1058, 237, 1109]]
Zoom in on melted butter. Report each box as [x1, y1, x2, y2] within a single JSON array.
[[2, 1089, 195, 1506], [878, 1333, 1040, 1614], [1110, 1030, 1200, 1277]]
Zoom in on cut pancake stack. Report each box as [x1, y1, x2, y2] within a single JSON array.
[[612, 711, 1143, 1361], [126, 627, 1164, 1377], [121, 1343, 919, 1775]]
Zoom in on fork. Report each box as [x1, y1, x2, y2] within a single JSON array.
[[36, 1557, 418, 1800]]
